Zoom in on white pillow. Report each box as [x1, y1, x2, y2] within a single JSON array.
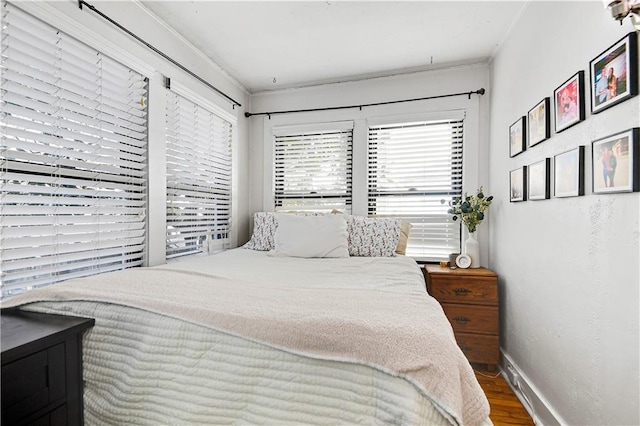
[[243, 211, 323, 251], [272, 214, 349, 258]]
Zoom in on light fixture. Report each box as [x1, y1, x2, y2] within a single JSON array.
[[603, 0, 640, 30]]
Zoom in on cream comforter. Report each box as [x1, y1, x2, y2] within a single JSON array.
[[3, 249, 490, 425]]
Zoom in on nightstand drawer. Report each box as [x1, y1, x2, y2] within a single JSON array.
[[427, 277, 498, 305], [2, 343, 66, 423], [441, 304, 498, 335], [455, 333, 500, 365]]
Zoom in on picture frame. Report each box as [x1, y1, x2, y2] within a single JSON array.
[[554, 146, 585, 198], [589, 32, 638, 114], [509, 116, 526, 157], [554, 71, 585, 133], [510, 166, 527, 202], [591, 128, 639, 194], [528, 158, 551, 200], [527, 98, 550, 147]]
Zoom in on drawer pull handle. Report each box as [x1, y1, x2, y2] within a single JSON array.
[[454, 316, 471, 324], [453, 288, 471, 295]]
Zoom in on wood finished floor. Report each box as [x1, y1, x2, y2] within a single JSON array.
[[475, 370, 535, 425]]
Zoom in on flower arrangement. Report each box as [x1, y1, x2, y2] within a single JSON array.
[[443, 187, 493, 233]]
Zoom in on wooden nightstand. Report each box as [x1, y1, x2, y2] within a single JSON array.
[[423, 265, 499, 370], [1, 309, 95, 426]]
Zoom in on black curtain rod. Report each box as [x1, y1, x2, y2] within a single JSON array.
[[77, 0, 242, 109], [245, 88, 485, 118]]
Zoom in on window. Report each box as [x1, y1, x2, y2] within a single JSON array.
[[274, 123, 353, 213], [367, 118, 463, 261], [0, 4, 149, 298], [165, 90, 233, 260]]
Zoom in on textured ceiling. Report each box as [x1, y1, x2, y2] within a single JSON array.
[[140, 1, 527, 93]]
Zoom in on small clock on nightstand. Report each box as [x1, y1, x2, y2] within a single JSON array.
[[455, 254, 472, 269]]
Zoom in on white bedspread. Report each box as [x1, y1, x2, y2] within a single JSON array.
[[3, 249, 491, 425]]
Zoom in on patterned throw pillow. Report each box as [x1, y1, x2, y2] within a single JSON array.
[[243, 212, 277, 251], [347, 216, 401, 257]]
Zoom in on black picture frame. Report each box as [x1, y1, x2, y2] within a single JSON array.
[[591, 128, 639, 194], [554, 146, 585, 198], [510, 166, 527, 202], [528, 98, 550, 147], [554, 71, 585, 133], [589, 32, 638, 114], [509, 116, 526, 158], [528, 158, 551, 200]]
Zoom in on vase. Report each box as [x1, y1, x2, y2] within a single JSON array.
[[464, 232, 480, 268]]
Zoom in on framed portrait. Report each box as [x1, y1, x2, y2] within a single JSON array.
[[554, 71, 585, 133], [590, 32, 638, 114], [554, 146, 585, 198], [528, 158, 551, 200], [528, 98, 550, 147], [591, 128, 639, 194], [510, 166, 527, 202], [509, 116, 526, 157]]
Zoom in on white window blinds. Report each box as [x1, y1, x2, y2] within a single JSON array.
[[0, 4, 149, 298], [367, 119, 463, 261], [165, 91, 232, 260], [274, 124, 353, 213]]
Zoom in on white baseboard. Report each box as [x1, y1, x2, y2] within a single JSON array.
[[500, 350, 567, 426]]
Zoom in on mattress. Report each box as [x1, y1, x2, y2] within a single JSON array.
[[3, 249, 491, 425]]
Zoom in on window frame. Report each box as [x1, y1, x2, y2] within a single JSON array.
[[272, 121, 354, 213], [164, 83, 235, 260], [366, 113, 465, 261], [262, 102, 484, 263], [0, 2, 150, 297], [0, 2, 242, 298]]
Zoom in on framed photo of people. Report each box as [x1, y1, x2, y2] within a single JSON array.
[[527, 98, 550, 147], [589, 32, 638, 114], [528, 158, 551, 200], [510, 166, 527, 202], [554, 71, 585, 133], [591, 128, 639, 194], [554, 146, 585, 198], [509, 116, 526, 157]]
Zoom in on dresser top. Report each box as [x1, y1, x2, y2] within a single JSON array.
[[1, 309, 94, 355], [424, 264, 497, 277]]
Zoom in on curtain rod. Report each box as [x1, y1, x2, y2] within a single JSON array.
[[77, 0, 242, 109], [245, 88, 485, 118]]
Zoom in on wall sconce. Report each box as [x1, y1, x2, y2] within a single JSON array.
[[603, 0, 640, 30]]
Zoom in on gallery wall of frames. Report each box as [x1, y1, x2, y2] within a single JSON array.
[[508, 32, 639, 202]]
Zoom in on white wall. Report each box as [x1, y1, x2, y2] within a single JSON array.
[[247, 64, 492, 262], [489, 2, 639, 424], [13, 0, 252, 256]]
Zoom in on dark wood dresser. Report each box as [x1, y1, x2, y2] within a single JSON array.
[[423, 264, 500, 370], [1, 309, 95, 426]]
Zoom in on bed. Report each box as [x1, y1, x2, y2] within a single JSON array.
[[2, 247, 490, 425]]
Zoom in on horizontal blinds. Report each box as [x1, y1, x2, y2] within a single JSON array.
[[166, 91, 232, 260], [0, 3, 149, 298], [368, 119, 463, 261], [274, 127, 353, 213]]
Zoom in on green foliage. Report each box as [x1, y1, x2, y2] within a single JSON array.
[[442, 187, 493, 233]]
